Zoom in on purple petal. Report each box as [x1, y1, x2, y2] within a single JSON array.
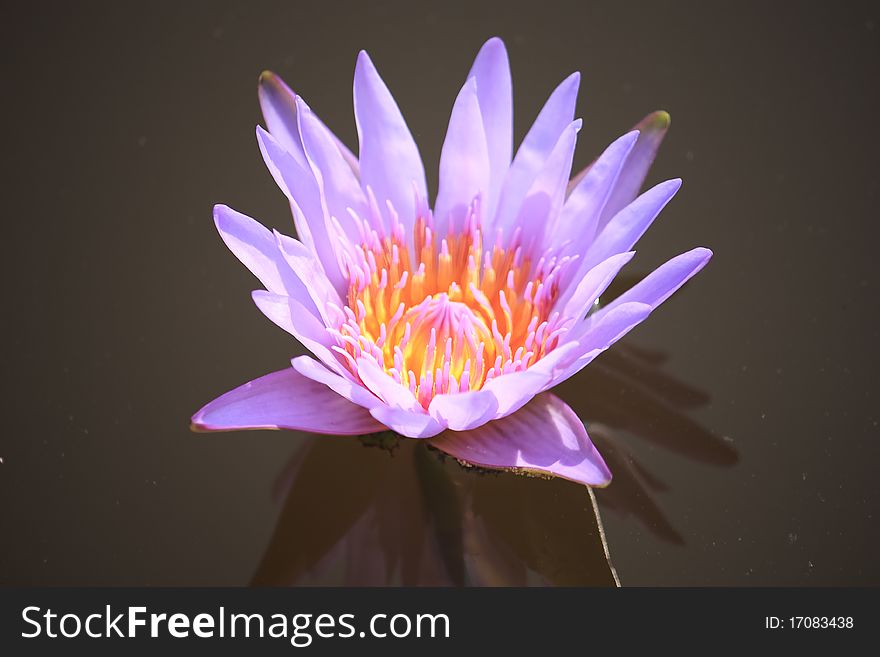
[[353, 51, 427, 232], [296, 97, 367, 244], [467, 37, 513, 219], [558, 250, 636, 320], [428, 388, 498, 431], [556, 131, 639, 254], [555, 301, 653, 383], [516, 119, 581, 248], [355, 357, 421, 411], [213, 205, 319, 317], [258, 71, 359, 178], [256, 126, 346, 292], [580, 178, 682, 274], [465, 341, 583, 421], [597, 247, 713, 316], [192, 367, 384, 435], [273, 231, 343, 326], [433, 77, 490, 235], [369, 404, 446, 438], [429, 393, 611, 486], [291, 355, 379, 409], [597, 111, 671, 232], [494, 72, 579, 233], [252, 290, 347, 378]]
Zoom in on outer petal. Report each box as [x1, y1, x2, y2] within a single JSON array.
[[258, 71, 359, 177], [556, 130, 639, 256], [579, 178, 682, 274], [594, 247, 713, 317], [467, 37, 513, 220], [515, 119, 581, 249], [273, 231, 343, 326], [256, 126, 346, 292], [429, 393, 611, 487], [369, 405, 446, 438], [428, 388, 498, 431], [597, 111, 671, 232], [192, 368, 384, 435], [493, 72, 580, 235], [252, 291, 348, 378], [355, 358, 422, 411], [555, 301, 653, 384], [353, 51, 427, 232], [433, 76, 490, 235], [296, 97, 367, 243], [557, 250, 636, 320], [291, 355, 379, 409], [213, 205, 319, 318]]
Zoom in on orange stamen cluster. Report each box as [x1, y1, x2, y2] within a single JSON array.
[[330, 205, 574, 408]]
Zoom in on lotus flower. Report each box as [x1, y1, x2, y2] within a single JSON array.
[[191, 37, 711, 487]]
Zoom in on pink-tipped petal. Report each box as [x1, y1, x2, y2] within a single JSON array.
[[467, 37, 513, 219], [429, 393, 611, 486], [192, 368, 384, 435], [428, 388, 498, 431], [369, 404, 446, 438], [434, 76, 491, 236], [353, 51, 427, 232]]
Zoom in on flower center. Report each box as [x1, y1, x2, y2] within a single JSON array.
[[333, 210, 573, 408]]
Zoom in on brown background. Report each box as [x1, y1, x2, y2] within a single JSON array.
[[1, 0, 878, 585]]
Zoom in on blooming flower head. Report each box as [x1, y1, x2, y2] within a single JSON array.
[[192, 37, 712, 487]]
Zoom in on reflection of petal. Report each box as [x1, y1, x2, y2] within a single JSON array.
[[470, 467, 618, 586], [251, 437, 391, 585], [255, 437, 617, 586]]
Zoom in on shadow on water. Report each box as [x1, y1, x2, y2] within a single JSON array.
[[558, 343, 738, 546], [251, 275, 737, 586], [251, 436, 618, 586]]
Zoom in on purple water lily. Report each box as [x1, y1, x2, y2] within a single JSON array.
[[191, 37, 711, 487]]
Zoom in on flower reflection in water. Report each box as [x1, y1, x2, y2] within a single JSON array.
[[252, 328, 736, 586]]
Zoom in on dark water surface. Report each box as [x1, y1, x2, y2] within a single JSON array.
[[1, 1, 878, 585]]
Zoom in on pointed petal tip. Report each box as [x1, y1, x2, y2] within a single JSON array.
[[258, 70, 278, 86], [355, 49, 374, 71], [257, 71, 296, 107], [646, 110, 671, 130], [665, 177, 683, 192], [479, 36, 508, 55]]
